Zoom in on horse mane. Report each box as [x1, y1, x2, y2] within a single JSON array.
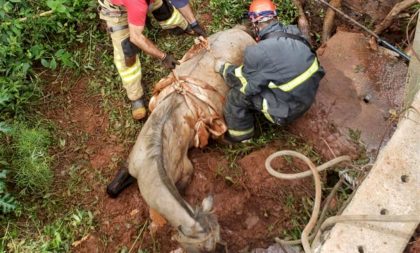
[[145, 93, 195, 218]]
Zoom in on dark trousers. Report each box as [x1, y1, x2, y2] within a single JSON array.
[[223, 89, 257, 141]]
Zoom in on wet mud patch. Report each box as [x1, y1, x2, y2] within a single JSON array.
[[290, 31, 407, 160]]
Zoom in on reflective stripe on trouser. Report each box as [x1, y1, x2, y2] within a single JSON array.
[[99, 0, 143, 101], [224, 89, 255, 141], [261, 98, 275, 123], [151, 0, 188, 30]]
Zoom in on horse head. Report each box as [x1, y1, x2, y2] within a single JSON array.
[[174, 196, 226, 253]]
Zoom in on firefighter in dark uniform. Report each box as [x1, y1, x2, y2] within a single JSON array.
[[215, 0, 324, 143]]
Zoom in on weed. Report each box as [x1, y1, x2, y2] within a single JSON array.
[[2, 209, 94, 252], [348, 128, 361, 143], [208, 0, 298, 33], [0, 0, 100, 118], [0, 170, 17, 213], [11, 124, 53, 194], [0, 125, 17, 214], [276, 0, 298, 25]]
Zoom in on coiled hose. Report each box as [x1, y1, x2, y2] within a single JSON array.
[[265, 150, 420, 253]]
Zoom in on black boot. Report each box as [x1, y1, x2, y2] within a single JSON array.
[[106, 166, 136, 198]]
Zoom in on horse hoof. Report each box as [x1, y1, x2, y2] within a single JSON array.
[[106, 167, 136, 198]]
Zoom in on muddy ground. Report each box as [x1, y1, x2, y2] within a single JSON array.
[[44, 79, 318, 252], [38, 1, 420, 252], [46, 71, 418, 253]]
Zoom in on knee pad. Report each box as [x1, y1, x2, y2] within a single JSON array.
[[121, 38, 140, 66], [152, 0, 173, 21]]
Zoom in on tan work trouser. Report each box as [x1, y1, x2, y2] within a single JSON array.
[[99, 0, 188, 101]]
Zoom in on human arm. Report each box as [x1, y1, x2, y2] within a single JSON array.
[[129, 24, 165, 60], [129, 24, 179, 69], [172, 1, 207, 37], [216, 47, 268, 96]]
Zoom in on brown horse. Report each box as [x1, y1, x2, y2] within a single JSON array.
[[120, 28, 255, 252]]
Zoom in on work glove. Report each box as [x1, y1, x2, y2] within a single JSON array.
[[161, 53, 180, 70], [214, 58, 226, 74], [191, 22, 207, 37]]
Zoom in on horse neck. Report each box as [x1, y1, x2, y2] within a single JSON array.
[[142, 94, 200, 229]]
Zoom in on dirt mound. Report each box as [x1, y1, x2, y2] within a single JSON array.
[[343, 0, 400, 24]]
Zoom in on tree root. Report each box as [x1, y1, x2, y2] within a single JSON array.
[[293, 0, 311, 44], [322, 0, 342, 44], [373, 0, 419, 35]]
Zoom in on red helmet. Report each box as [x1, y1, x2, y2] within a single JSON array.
[[248, 0, 277, 23]]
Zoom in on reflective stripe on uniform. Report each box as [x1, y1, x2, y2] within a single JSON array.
[[234, 66, 248, 94], [116, 60, 142, 83], [261, 99, 275, 123], [222, 63, 231, 78], [268, 58, 319, 92], [159, 9, 187, 29], [228, 127, 254, 137]]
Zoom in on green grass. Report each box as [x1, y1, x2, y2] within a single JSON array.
[[1, 209, 94, 253], [11, 124, 53, 195], [208, 0, 298, 33], [0, 0, 369, 251]]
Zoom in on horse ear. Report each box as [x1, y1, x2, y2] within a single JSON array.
[[201, 195, 214, 212]]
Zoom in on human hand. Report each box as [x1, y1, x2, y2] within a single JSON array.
[[191, 22, 207, 37], [161, 53, 180, 69]]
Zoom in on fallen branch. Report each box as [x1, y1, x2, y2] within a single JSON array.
[[2, 10, 54, 26], [322, 0, 342, 44], [18, 10, 54, 22], [373, 0, 419, 35], [293, 0, 311, 44]]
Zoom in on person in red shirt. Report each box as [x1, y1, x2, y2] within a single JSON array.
[[98, 0, 206, 120]]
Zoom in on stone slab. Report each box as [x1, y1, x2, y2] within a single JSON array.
[[317, 90, 420, 253]]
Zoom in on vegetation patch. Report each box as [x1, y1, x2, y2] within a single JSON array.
[[208, 0, 298, 32], [10, 124, 53, 194], [0, 0, 99, 119], [1, 209, 94, 252]]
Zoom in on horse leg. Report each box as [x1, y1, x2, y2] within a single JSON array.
[[106, 163, 136, 198]]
